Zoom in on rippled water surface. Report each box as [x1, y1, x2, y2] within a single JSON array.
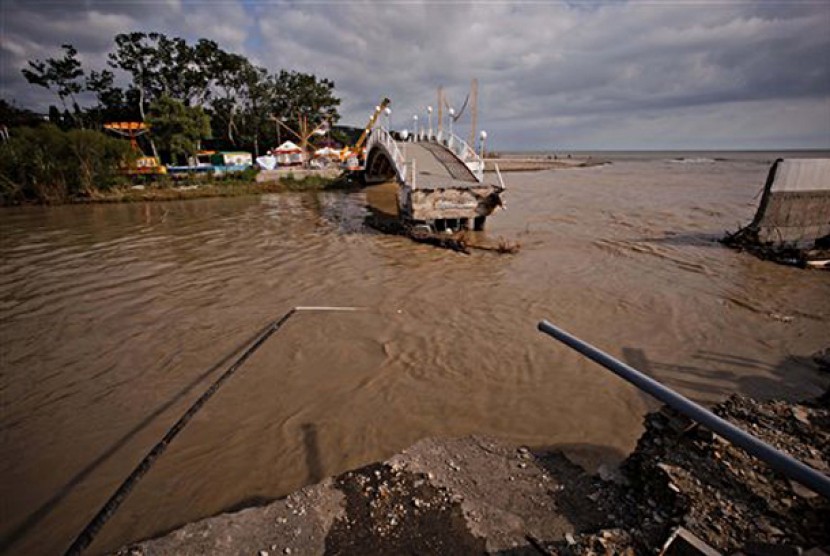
[[2, 157, 828, 554]]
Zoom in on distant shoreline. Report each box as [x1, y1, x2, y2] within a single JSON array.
[[484, 157, 607, 172], [492, 149, 830, 164]]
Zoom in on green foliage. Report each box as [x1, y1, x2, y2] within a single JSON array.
[[0, 125, 134, 204], [271, 70, 340, 132], [23, 34, 341, 155], [108, 32, 212, 112], [12, 32, 345, 203], [21, 44, 85, 127], [146, 95, 211, 164], [66, 129, 135, 194]]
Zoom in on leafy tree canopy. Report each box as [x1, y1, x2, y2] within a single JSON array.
[[146, 95, 211, 164], [20, 33, 342, 155]]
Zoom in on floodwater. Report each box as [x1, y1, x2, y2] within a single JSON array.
[[2, 155, 828, 554]]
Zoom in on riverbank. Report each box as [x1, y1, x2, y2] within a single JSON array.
[[114, 390, 830, 555], [2, 170, 355, 206]]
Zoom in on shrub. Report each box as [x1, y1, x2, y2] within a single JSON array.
[[0, 125, 133, 203]]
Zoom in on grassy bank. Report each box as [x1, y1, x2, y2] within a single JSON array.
[[2, 172, 357, 206], [0, 124, 356, 206]]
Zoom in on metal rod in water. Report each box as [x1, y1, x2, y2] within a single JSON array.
[[64, 306, 367, 555], [295, 306, 365, 312], [537, 319, 830, 499]]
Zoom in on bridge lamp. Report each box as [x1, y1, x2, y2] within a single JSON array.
[[413, 115, 419, 141], [384, 107, 391, 130], [427, 106, 433, 140], [479, 130, 488, 158], [448, 107, 456, 138]]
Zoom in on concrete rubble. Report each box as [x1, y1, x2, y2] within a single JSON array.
[[115, 392, 830, 555]]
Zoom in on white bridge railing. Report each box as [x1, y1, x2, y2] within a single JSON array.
[[366, 126, 407, 183], [447, 132, 485, 182], [425, 131, 485, 182], [367, 125, 485, 186]]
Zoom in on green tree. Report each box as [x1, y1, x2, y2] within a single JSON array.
[[19, 32, 342, 159], [270, 70, 340, 133], [108, 32, 212, 119], [207, 52, 274, 155], [21, 44, 85, 126], [146, 95, 211, 164], [84, 69, 137, 127]]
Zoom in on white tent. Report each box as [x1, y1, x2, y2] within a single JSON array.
[[256, 155, 278, 170], [273, 141, 304, 166], [275, 141, 302, 153]]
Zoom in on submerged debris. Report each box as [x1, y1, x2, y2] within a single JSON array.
[[722, 158, 830, 269], [368, 213, 520, 255], [407, 227, 471, 254], [723, 227, 830, 269]]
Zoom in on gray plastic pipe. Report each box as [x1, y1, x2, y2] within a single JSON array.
[[537, 319, 830, 499]]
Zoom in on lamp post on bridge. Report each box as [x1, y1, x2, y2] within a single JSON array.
[[412, 115, 419, 141], [384, 107, 391, 131], [427, 106, 433, 140], [479, 130, 487, 158], [448, 107, 455, 139]]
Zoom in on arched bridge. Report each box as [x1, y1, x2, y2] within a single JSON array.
[[362, 127, 505, 231]]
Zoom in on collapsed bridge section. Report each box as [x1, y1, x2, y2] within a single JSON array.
[[363, 127, 505, 232], [725, 158, 830, 268]]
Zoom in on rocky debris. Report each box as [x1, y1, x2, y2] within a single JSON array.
[[536, 394, 830, 555], [113, 479, 345, 556], [323, 462, 484, 554], [385, 437, 573, 553], [114, 393, 830, 555]]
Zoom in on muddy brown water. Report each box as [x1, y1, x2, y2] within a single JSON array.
[[2, 157, 829, 555]]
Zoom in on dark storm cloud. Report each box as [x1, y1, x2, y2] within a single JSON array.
[[1, 0, 828, 149]]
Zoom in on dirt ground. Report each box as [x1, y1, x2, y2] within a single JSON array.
[[115, 392, 830, 556]]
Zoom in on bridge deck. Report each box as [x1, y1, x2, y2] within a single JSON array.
[[398, 141, 490, 190]]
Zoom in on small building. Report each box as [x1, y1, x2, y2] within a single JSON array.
[[211, 151, 253, 170], [274, 141, 304, 166]]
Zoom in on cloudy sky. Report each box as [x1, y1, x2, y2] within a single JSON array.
[[1, 0, 828, 150]]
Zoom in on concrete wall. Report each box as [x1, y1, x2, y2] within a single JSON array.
[[751, 159, 830, 246]]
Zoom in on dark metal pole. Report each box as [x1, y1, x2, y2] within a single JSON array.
[[537, 319, 830, 499]]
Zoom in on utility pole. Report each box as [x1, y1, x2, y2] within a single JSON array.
[[468, 78, 478, 147]]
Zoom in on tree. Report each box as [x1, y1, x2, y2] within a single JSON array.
[[84, 69, 137, 126], [108, 32, 213, 120], [207, 52, 275, 156], [21, 44, 85, 126], [146, 95, 211, 164], [270, 70, 340, 134], [19, 32, 342, 158]]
